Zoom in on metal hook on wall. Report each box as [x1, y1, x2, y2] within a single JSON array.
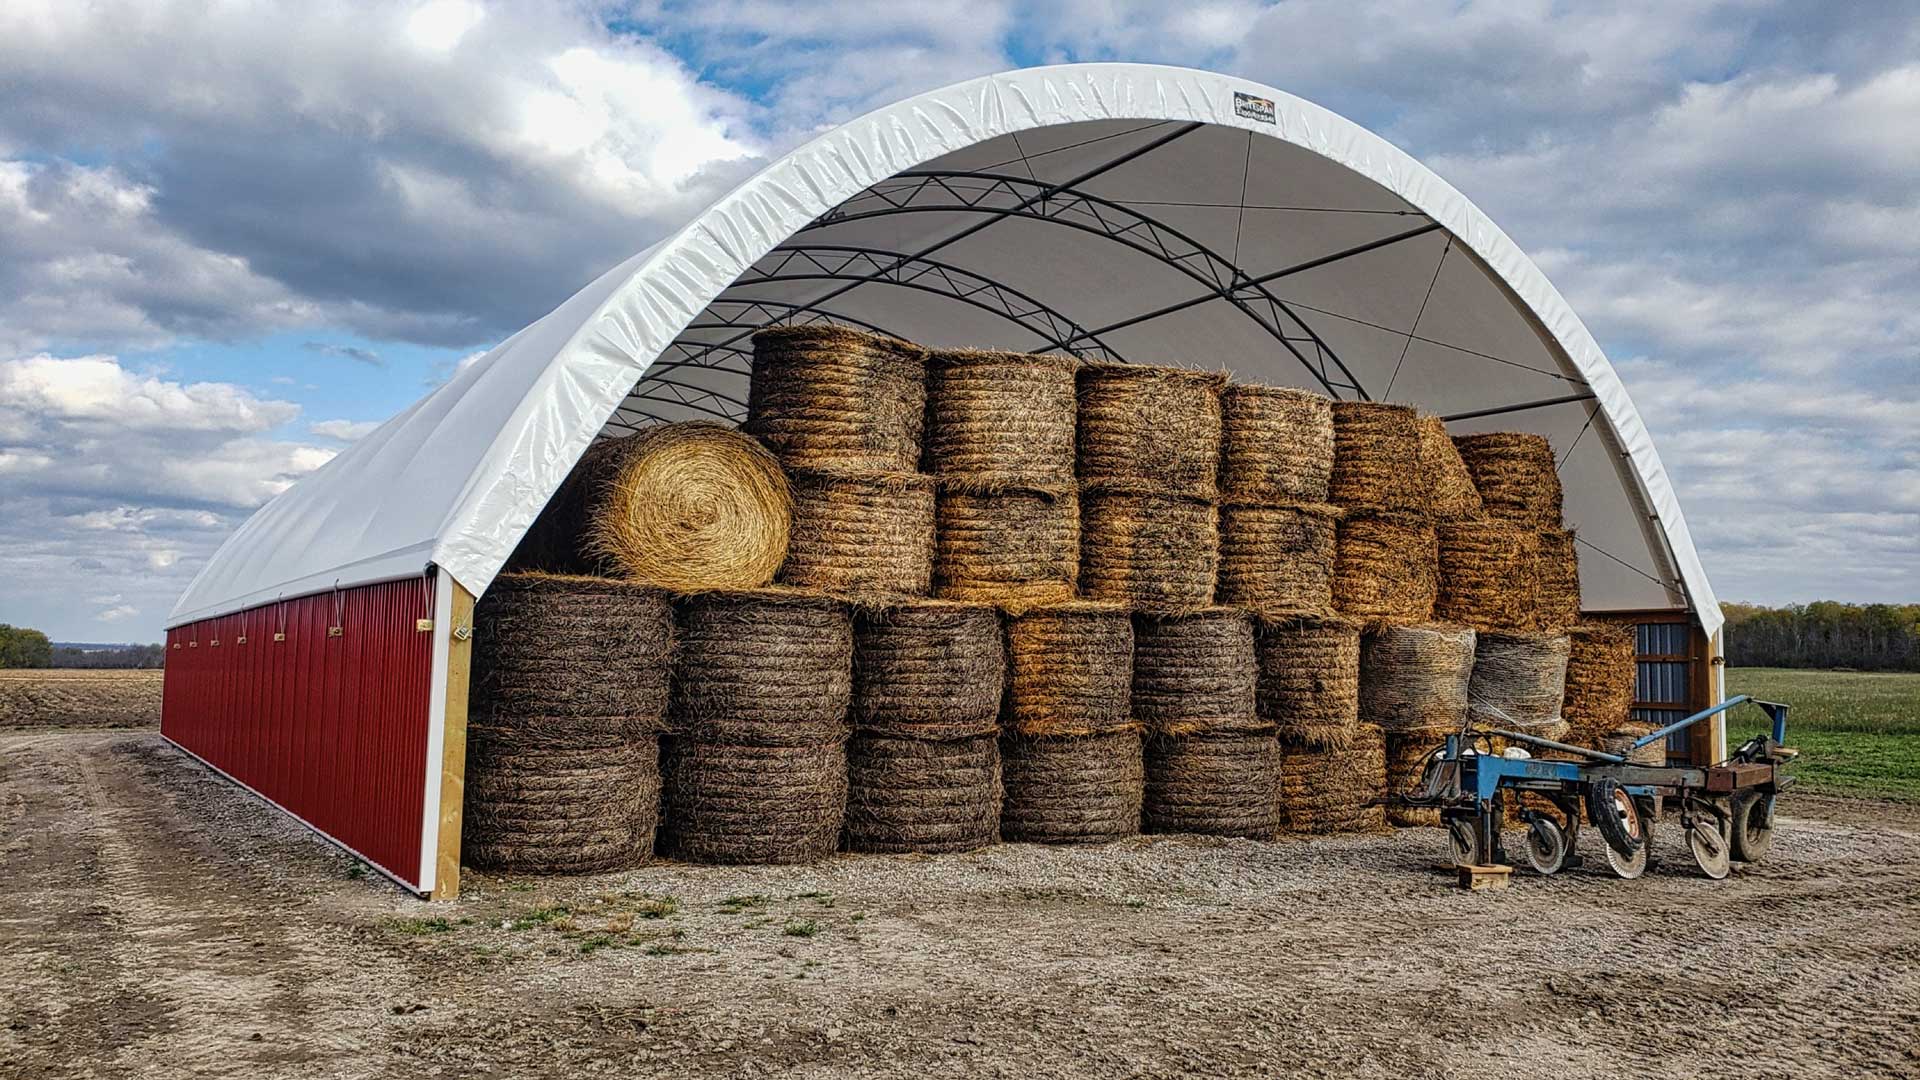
[[328, 580, 344, 638]]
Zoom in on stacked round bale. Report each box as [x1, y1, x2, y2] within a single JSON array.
[[1255, 614, 1382, 832], [1134, 608, 1275, 838], [1000, 603, 1143, 844], [661, 589, 852, 864], [1452, 432, 1580, 629], [1328, 402, 1437, 624], [466, 574, 674, 873], [1563, 620, 1638, 748], [844, 601, 1006, 853], [1467, 630, 1572, 740], [1360, 623, 1477, 826], [1216, 385, 1341, 617]]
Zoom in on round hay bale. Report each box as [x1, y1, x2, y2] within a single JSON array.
[[1534, 528, 1581, 629], [1383, 729, 1446, 827], [1000, 732, 1144, 844], [1220, 384, 1334, 503], [670, 589, 851, 746], [1004, 602, 1134, 738], [1078, 488, 1218, 614], [844, 733, 1001, 854], [1276, 723, 1386, 834], [746, 324, 928, 472], [464, 739, 659, 873], [780, 470, 935, 601], [471, 573, 675, 741], [1143, 732, 1280, 838], [1255, 614, 1361, 749], [932, 484, 1078, 611], [1076, 362, 1225, 500], [1602, 725, 1668, 767], [851, 600, 1005, 739], [1216, 503, 1340, 616], [1360, 623, 1477, 733], [658, 739, 847, 865], [1563, 621, 1638, 746], [1329, 401, 1427, 513], [1131, 608, 1260, 737], [1451, 432, 1563, 528], [1333, 510, 1438, 624], [1434, 519, 1540, 631], [1416, 416, 1484, 522], [924, 349, 1078, 487], [1467, 630, 1571, 731]]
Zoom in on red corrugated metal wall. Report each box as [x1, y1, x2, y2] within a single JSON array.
[[161, 578, 437, 887]]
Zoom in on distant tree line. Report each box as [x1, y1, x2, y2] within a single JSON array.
[[1724, 602, 1920, 671], [0, 625, 53, 668], [0, 626, 166, 669]]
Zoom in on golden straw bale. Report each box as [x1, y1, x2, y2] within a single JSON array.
[[780, 470, 935, 601], [1467, 630, 1571, 731], [851, 600, 1005, 739], [1452, 432, 1563, 528], [844, 733, 1001, 854], [1329, 401, 1427, 513], [1417, 416, 1484, 522], [1563, 621, 1637, 746], [1360, 623, 1477, 733], [1534, 528, 1582, 629], [1076, 362, 1226, 499], [1220, 384, 1334, 503], [1144, 732, 1280, 838], [924, 349, 1078, 487], [1131, 608, 1261, 737], [747, 324, 929, 472], [933, 485, 1078, 611], [1216, 503, 1340, 616], [1333, 510, 1438, 624], [1602, 724, 1668, 766], [1255, 614, 1361, 749], [1276, 723, 1387, 834], [1078, 488, 1218, 614], [669, 589, 851, 746], [1000, 732, 1144, 844], [1003, 601, 1135, 738], [659, 739, 847, 865], [1435, 519, 1540, 631]]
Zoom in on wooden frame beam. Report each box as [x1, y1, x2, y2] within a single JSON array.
[[431, 582, 475, 900]]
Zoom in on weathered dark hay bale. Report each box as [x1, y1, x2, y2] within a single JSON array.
[[464, 739, 659, 873], [1216, 503, 1340, 616], [1564, 621, 1638, 746], [844, 733, 1001, 854], [1078, 488, 1218, 614], [746, 324, 928, 472], [1434, 519, 1540, 631], [1131, 608, 1260, 737], [1000, 732, 1144, 844], [1534, 528, 1581, 629], [1254, 614, 1361, 749], [1076, 362, 1226, 500], [1276, 723, 1387, 834], [1329, 401, 1427, 513], [669, 589, 851, 746], [851, 600, 1004, 739], [780, 470, 935, 601], [1333, 510, 1438, 624], [1220, 384, 1334, 503], [1144, 732, 1280, 838], [1467, 630, 1571, 731], [1452, 432, 1563, 528], [1383, 729, 1446, 827], [932, 485, 1078, 611], [1360, 623, 1477, 732], [658, 739, 847, 865], [1416, 416, 1484, 522], [1602, 725, 1668, 766], [924, 349, 1078, 487], [1004, 602, 1134, 738]]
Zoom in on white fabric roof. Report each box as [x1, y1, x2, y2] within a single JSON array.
[[170, 63, 1721, 634]]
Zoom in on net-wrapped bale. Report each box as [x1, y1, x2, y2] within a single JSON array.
[[1360, 623, 1477, 733], [670, 589, 852, 746], [1563, 621, 1638, 746], [1216, 503, 1340, 616], [1329, 401, 1427, 513], [1131, 608, 1259, 737], [1467, 630, 1571, 731], [932, 485, 1078, 611], [1076, 363, 1225, 500], [851, 600, 1004, 740], [1000, 732, 1144, 844], [780, 470, 935, 600], [1276, 723, 1387, 834], [1220, 384, 1334, 503], [1144, 732, 1280, 838], [1255, 614, 1361, 749], [1434, 519, 1539, 631], [1079, 489, 1218, 614], [1602, 724, 1668, 766], [1333, 510, 1438, 623], [1416, 416, 1484, 522], [659, 740, 847, 865], [1383, 730, 1445, 827], [1452, 432, 1563, 528], [464, 739, 660, 873], [1534, 528, 1582, 629], [924, 349, 1078, 487], [844, 733, 1001, 854], [746, 324, 928, 472], [1003, 602, 1134, 738]]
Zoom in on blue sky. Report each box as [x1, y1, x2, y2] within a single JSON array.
[[2, 0, 1916, 642]]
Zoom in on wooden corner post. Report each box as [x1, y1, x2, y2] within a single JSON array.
[[431, 581, 476, 901]]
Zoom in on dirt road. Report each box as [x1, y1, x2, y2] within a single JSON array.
[[4, 730, 1917, 1079]]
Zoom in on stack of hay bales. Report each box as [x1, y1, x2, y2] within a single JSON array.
[[1329, 402, 1437, 623], [1216, 385, 1341, 617], [1563, 621, 1638, 747], [465, 574, 673, 873], [1255, 614, 1381, 832], [1135, 608, 1275, 838], [1451, 432, 1580, 631], [1361, 624, 1477, 827]]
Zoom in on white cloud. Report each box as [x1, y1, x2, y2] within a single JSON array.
[[95, 604, 139, 623]]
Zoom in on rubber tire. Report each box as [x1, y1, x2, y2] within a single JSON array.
[[1524, 817, 1568, 875], [1585, 779, 1642, 859], [1448, 816, 1485, 867], [1730, 791, 1776, 863]]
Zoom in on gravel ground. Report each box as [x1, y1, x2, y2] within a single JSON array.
[[4, 729, 1917, 1080]]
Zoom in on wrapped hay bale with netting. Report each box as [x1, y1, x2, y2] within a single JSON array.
[[1434, 519, 1539, 631], [669, 589, 852, 746], [932, 485, 1078, 611], [1219, 384, 1334, 503], [1079, 488, 1218, 613], [1329, 401, 1427, 513], [1000, 731, 1144, 844], [1359, 623, 1477, 733], [510, 423, 790, 590], [924, 349, 1078, 487], [1216, 503, 1340, 616], [1563, 620, 1638, 746], [851, 600, 1004, 739], [659, 740, 847, 864], [844, 733, 1001, 854], [1131, 608, 1259, 737], [1452, 432, 1563, 528], [465, 740, 661, 873], [1602, 724, 1668, 766], [746, 324, 928, 472], [1276, 723, 1387, 834], [1417, 416, 1484, 522], [1333, 510, 1438, 623], [1143, 732, 1280, 838], [780, 471, 936, 600], [1003, 602, 1133, 738], [1076, 362, 1226, 500], [1467, 630, 1571, 732], [1382, 729, 1446, 827], [1534, 528, 1582, 629], [1254, 614, 1361, 749]]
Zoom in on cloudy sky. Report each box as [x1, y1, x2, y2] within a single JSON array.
[[2, 0, 1915, 642]]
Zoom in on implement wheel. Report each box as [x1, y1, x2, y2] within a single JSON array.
[[1731, 791, 1777, 863], [1524, 816, 1569, 875], [1688, 812, 1732, 880]]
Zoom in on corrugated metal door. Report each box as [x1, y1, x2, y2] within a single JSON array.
[[1621, 614, 1712, 764]]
